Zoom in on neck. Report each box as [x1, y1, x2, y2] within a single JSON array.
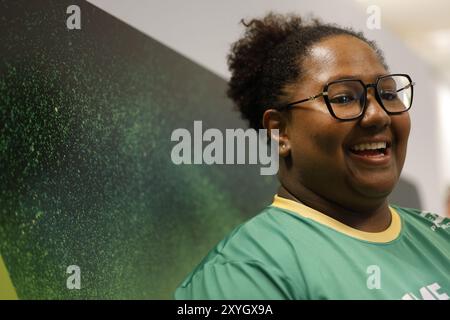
[[277, 184, 392, 233]]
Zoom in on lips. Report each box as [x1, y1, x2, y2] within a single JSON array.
[[350, 141, 390, 156], [346, 139, 393, 165]]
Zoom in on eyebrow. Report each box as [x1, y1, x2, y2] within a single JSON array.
[[326, 73, 389, 83]]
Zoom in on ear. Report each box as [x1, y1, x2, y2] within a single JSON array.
[[262, 109, 291, 158]]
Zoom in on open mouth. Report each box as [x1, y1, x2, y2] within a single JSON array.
[[349, 142, 390, 157]]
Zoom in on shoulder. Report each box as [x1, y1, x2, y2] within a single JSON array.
[[391, 205, 450, 235], [213, 205, 313, 264], [188, 204, 307, 272], [174, 206, 308, 299]]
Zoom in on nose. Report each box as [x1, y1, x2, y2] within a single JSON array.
[[359, 88, 391, 130]]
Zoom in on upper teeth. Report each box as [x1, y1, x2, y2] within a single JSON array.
[[352, 142, 387, 151]]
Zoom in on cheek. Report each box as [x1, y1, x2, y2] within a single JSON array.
[[310, 130, 342, 157], [393, 113, 411, 160], [289, 114, 347, 165]]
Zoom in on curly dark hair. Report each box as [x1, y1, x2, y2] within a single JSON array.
[[226, 13, 387, 130]]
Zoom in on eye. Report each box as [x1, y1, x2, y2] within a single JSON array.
[[380, 91, 398, 101], [329, 94, 356, 104]]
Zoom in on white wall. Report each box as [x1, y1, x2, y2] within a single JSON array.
[[88, 0, 449, 215], [438, 83, 450, 209]]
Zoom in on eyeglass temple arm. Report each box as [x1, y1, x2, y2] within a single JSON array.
[[279, 92, 327, 110], [396, 82, 415, 93]]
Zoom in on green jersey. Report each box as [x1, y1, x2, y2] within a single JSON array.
[[175, 195, 450, 300]]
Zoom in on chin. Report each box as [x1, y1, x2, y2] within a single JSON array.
[[350, 176, 397, 199]]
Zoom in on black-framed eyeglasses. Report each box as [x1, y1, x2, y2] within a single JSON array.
[[278, 74, 415, 121]]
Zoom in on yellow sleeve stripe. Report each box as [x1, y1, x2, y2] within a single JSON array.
[[0, 254, 18, 300]]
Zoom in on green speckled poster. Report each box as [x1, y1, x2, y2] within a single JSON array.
[[0, 0, 277, 299]]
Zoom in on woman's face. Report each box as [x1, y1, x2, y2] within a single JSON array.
[[282, 35, 411, 210]]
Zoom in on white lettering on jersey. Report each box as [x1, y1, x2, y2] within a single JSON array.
[[402, 282, 449, 300], [366, 265, 381, 289]]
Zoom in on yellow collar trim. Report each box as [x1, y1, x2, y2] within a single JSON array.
[[271, 195, 401, 243], [0, 254, 18, 300]]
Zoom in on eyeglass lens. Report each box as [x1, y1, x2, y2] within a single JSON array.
[[327, 75, 412, 119]]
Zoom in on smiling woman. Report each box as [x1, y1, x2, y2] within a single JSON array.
[[174, 13, 450, 300]]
